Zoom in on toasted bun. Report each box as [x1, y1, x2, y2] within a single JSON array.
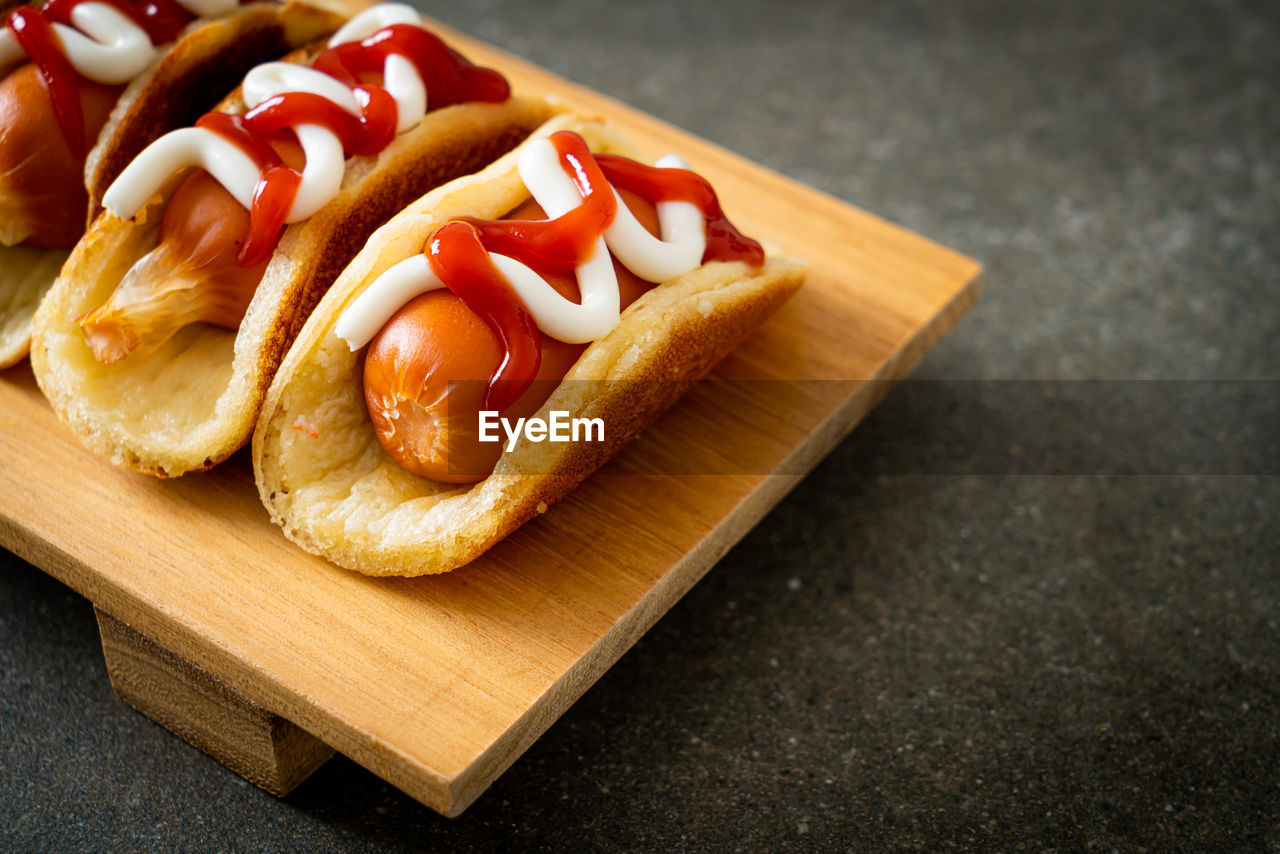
[[0, 0, 346, 369], [32, 90, 558, 477], [253, 115, 806, 576], [0, 246, 68, 368]]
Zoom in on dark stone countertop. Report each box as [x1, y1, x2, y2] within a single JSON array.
[[2, 0, 1276, 849]]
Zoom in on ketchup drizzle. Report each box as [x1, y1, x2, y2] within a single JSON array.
[[424, 130, 764, 413], [195, 22, 510, 267], [194, 111, 298, 265], [595, 153, 765, 267], [6, 7, 87, 154], [313, 25, 508, 111], [5, 0, 197, 155], [427, 223, 542, 414]]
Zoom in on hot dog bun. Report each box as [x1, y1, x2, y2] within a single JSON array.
[[31, 70, 557, 475], [253, 114, 806, 576], [0, 0, 346, 369]]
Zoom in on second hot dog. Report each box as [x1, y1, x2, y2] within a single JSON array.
[[32, 3, 558, 476]]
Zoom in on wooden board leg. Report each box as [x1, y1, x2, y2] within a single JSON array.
[[95, 608, 333, 796]]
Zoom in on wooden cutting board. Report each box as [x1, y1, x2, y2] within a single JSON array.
[[0, 19, 980, 816]]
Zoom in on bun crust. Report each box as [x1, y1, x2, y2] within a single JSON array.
[[0, 0, 346, 369], [31, 86, 559, 476], [253, 115, 806, 576], [0, 246, 68, 368]]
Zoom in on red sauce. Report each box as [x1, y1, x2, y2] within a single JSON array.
[[42, 0, 193, 44], [425, 223, 543, 414], [196, 23, 509, 266], [194, 111, 304, 265], [424, 130, 764, 413], [4, 0, 197, 156], [313, 24, 508, 112], [596, 152, 766, 268]]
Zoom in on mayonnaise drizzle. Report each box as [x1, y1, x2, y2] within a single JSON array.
[[334, 139, 706, 350], [101, 2, 430, 224], [0, 0, 237, 83]]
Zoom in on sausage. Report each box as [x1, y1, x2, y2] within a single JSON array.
[[0, 63, 121, 247], [361, 193, 660, 482], [78, 168, 269, 362]]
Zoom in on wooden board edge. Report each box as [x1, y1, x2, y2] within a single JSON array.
[[2, 508, 466, 810], [95, 608, 335, 795], [440, 261, 983, 815]]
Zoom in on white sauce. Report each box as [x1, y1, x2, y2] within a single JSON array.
[[333, 140, 707, 350], [101, 3, 431, 224], [0, 0, 238, 83]]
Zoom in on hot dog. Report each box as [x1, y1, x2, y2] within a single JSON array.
[[0, 0, 346, 367], [252, 114, 806, 576], [30, 3, 558, 476]]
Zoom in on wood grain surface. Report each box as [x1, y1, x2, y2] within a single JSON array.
[[96, 608, 334, 795], [0, 19, 980, 815]]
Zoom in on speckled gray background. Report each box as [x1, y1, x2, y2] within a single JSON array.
[[2, 0, 1277, 849]]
